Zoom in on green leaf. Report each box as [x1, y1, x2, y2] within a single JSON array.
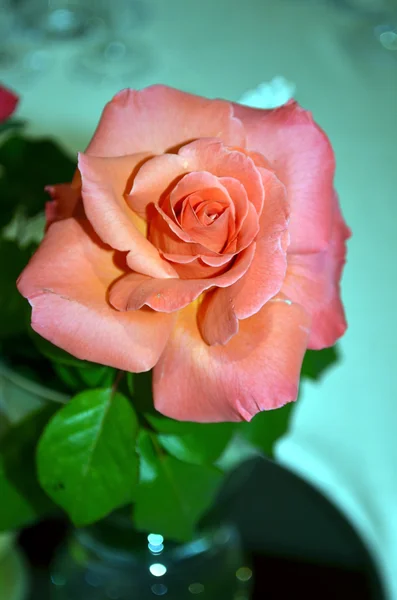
[[301, 346, 339, 380], [2, 209, 45, 249], [134, 430, 223, 541], [0, 118, 25, 136], [0, 406, 59, 531], [76, 365, 115, 388], [52, 363, 83, 392], [147, 412, 235, 465], [30, 332, 116, 391], [0, 239, 34, 339], [51, 362, 115, 393], [137, 429, 158, 484], [239, 403, 295, 458], [37, 388, 139, 526], [0, 135, 75, 221], [126, 372, 135, 396]]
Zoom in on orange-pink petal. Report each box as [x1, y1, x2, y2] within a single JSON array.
[[198, 171, 289, 345], [152, 297, 311, 422], [86, 85, 245, 157], [181, 202, 230, 253], [178, 139, 264, 214], [109, 243, 256, 313], [198, 289, 239, 347], [127, 153, 188, 218], [17, 219, 175, 372], [282, 194, 351, 349], [233, 100, 335, 253], [78, 153, 177, 279]]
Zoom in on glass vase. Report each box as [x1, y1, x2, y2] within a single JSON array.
[[49, 514, 253, 599]]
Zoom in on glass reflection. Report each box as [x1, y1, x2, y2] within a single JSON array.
[[149, 563, 167, 577]]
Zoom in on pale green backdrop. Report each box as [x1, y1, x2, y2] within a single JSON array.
[[1, 0, 396, 597]]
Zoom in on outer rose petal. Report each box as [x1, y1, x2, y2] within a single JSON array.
[[78, 153, 177, 279], [0, 85, 18, 122], [86, 85, 245, 157], [199, 170, 289, 345], [233, 100, 335, 253], [282, 194, 351, 349], [17, 219, 175, 372], [152, 297, 311, 422], [109, 243, 256, 313]]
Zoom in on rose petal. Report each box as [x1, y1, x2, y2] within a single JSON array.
[[217, 177, 249, 240], [149, 206, 200, 257], [128, 153, 188, 218], [229, 170, 289, 318], [149, 200, 233, 263], [167, 257, 229, 280], [86, 85, 245, 157], [179, 139, 264, 214], [225, 201, 259, 254], [233, 100, 335, 253], [170, 174, 254, 253], [17, 219, 174, 372], [161, 252, 199, 264], [109, 243, 256, 313], [198, 289, 239, 347], [200, 254, 234, 267], [182, 201, 231, 253], [78, 153, 177, 279], [0, 85, 18, 122], [198, 171, 289, 344], [169, 171, 234, 217], [282, 194, 351, 349], [152, 296, 311, 422]]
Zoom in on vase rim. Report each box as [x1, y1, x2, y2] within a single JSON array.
[[73, 522, 239, 569]]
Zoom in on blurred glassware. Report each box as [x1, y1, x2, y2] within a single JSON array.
[[0, 0, 52, 81], [14, 0, 99, 40], [332, 0, 397, 64], [72, 0, 152, 85], [49, 515, 252, 600]]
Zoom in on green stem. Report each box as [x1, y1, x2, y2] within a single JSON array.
[[111, 370, 125, 396]]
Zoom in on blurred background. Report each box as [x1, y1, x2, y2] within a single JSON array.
[[0, 0, 396, 598]]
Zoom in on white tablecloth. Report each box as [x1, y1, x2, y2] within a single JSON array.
[[2, 0, 397, 597]]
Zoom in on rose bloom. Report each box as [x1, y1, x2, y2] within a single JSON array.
[[18, 86, 350, 422], [0, 84, 18, 122]]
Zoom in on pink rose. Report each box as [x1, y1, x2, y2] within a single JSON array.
[[0, 84, 18, 122], [18, 86, 350, 422]]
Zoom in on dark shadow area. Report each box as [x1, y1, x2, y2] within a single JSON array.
[[207, 457, 385, 599]]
